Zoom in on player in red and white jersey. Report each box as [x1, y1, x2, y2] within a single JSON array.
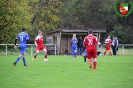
[[32, 31, 49, 62], [103, 36, 112, 56], [83, 29, 100, 70]]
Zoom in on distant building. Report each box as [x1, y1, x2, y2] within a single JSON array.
[[46, 29, 106, 54]]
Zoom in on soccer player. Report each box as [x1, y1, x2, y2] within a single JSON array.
[[103, 36, 112, 56], [32, 31, 49, 62], [70, 34, 78, 58], [13, 28, 29, 66], [83, 29, 99, 70]]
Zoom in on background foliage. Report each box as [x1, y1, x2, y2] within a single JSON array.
[[0, 0, 133, 44]]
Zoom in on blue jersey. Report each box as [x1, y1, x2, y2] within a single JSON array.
[[71, 38, 77, 45], [17, 32, 29, 47], [71, 38, 77, 50], [82, 49, 87, 56]]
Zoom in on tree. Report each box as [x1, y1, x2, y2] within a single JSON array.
[[59, 0, 133, 44], [0, 0, 32, 44], [59, 0, 111, 29], [30, 0, 62, 30], [28, 0, 62, 43]]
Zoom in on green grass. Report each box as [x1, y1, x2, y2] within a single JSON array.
[[0, 55, 133, 88]]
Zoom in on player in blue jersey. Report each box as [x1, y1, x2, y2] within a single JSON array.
[[70, 34, 78, 58], [13, 28, 29, 66]]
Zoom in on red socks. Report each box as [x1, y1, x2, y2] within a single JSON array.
[[104, 51, 106, 55], [88, 59, 97, 70], [104, 51, 112, 56], [93, 60, 97, 70]]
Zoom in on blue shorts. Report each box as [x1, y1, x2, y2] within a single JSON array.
[[71, 44, 77, 51], [19, 46, 26, 54], [82, 50, 87, 57]]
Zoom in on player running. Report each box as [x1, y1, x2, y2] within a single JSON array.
[[103, 36, 112, 56], [32, 31, 49, 62], [13, 28, 29, 66], [70, 34, 78, 58], [83, 29, 100, 70]]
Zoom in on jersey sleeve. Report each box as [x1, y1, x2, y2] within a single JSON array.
[[17, 34, 19, 39], [26, 33, 29, 40]]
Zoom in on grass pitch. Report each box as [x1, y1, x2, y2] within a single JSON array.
[[0, 55, 133, 88]]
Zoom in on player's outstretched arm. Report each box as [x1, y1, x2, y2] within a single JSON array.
[[14, 37, 18, 49]]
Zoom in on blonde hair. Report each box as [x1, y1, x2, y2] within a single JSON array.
[[73, 34, 76, 37]]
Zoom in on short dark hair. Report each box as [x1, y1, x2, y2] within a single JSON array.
[[88, 29, 93, 34], [21, 27, 26, 31]]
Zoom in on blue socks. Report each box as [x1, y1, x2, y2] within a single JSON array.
[[14, 56, 26, 65], [72, 51, 74, 56], [14, 56, 20, 63], [72, 51, 76, 57], [74, 52, 76, 57], [22, 57, 26, 65]]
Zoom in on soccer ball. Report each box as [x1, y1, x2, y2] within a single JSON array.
[[44, 59, 49, 62]]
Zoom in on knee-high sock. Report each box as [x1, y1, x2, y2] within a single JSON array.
[[14, 56, 21, 63], [93, 59, 97, 70], [104, 51, 107, 55], [72, 51, 74, 56], [74, 52, 76, 57], [22, 57, 26, 65]]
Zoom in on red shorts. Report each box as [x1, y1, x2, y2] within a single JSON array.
[[105, 45, 110, 50], [86, 50, 97, 59], [36, 46, 45, 51]]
